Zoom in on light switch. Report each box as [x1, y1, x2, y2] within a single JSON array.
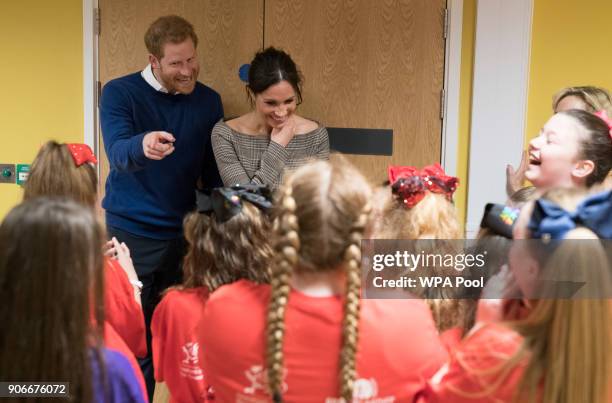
[[16, 164, 30, 186]]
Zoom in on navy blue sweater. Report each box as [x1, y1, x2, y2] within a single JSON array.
[[100, 72, 223, 239]]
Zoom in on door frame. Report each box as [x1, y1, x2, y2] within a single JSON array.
[[441, 0, 463, 178], [83, 0, 99, 169]]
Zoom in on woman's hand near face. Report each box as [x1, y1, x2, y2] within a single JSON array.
[[271, 116, 297, 147]]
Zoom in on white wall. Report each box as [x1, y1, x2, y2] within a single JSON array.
[[466, 0, 533, 237]]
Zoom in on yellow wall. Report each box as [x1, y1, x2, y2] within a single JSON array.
[[455, 0, 476, 232], [0, 1, 83, 219], [526, 0, 612, 142]]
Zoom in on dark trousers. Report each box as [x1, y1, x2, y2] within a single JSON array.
[[107, 226, 185, 401]]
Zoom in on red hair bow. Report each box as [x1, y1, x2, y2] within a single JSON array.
[[387, 163, 459, 208], [66, 143, 98, 166], [594, 110, 612, 140]]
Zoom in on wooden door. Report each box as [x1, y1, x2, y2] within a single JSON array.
[[98, 0, 263, 198], [98, 0, 446, 193], [265, 0, 446, 184]]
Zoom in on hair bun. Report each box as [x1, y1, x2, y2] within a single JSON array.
[[238, 63, 250, 83]]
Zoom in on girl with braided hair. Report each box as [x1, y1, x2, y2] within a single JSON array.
[[151, 185, 273, 403], [201, 159, 447, 402]]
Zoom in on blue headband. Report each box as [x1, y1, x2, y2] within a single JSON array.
[[528, 189, 612, 240]]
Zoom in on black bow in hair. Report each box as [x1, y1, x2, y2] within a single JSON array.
[[196, 184, 273, 222]]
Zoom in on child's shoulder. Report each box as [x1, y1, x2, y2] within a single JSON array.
[[209, 280, 269, 303], [458, 322, 524, 365], [206, 280, 269, 317], [158, 287, 209, 312]]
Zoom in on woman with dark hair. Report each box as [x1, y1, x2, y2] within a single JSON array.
[[0, 198, 145, 403], [212, 47, 329, 190]]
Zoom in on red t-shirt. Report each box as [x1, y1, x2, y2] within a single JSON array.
[[151, 288, 209, 403], [104, 321, 149, 402], [416, 322, 529, 402], [104, 257, 147, 358], [201, 280, 448, 402]]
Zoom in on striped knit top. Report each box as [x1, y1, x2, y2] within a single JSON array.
[[211, 120, 330, 189]]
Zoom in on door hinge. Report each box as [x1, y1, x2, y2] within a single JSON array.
[[443, 8, 449, 39], [95, 8, 101, 36], [440, 88, 446, 120], [97, 80, 102, 101]]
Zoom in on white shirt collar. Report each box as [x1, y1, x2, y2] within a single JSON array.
[[141, 64, 169, 93]]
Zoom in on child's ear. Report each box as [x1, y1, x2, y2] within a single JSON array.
[[572, 159, 595, 180]]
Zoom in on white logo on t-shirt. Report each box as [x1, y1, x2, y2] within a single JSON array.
[[243, 365, 287, 395], [179, 342, 204, 381], [325, 378, 395, 402], [353, 378, 378, 399]]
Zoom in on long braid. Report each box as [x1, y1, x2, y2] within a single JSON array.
[[339, 203, 371, 401], [266, 186, 299, 402]]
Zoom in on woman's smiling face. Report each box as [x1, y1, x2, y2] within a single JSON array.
[[254, 80, 297, 129]]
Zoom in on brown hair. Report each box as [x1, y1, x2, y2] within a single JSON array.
[[24, 141, 97, 208], [180, 202, 272, 292], [266, 159, 372, 402], [0, 198, 105, 403], [145, 15, 198, 59], [247, 47, 304, 106], [552, 86, 612, 114], [561, 109, 612, 187], [508, 188, 610, 403]]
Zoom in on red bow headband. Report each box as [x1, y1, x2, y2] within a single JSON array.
[[593, 110, 612, 140], [388, 163, 459, 208], [66, 143, 97, 166]]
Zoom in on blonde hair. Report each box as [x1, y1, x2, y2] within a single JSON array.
[[181, 202, 272, 292], [266, 159, 372, 402], [24, 141, 97, 208], [508, 187, 611, 403], [378, 192, 462, 239], [375, 190, 469, 332], [552, 86, 612, 114]]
